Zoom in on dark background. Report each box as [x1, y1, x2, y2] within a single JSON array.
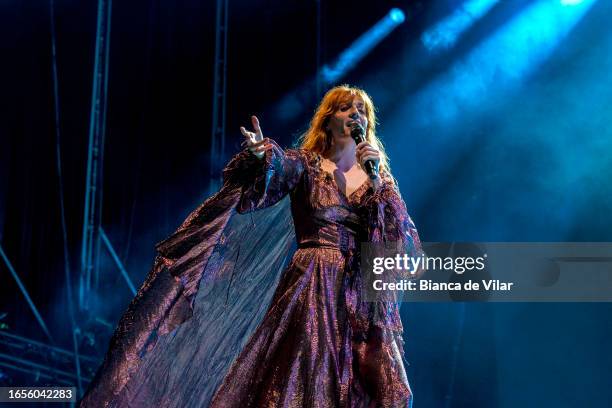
[[2, 0, 612, 406]]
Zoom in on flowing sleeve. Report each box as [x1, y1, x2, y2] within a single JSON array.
[[363, 172, 423, 273], [79, 139, 300, 407], [360, 172, 424, 335], [222, 138, 305, 213]]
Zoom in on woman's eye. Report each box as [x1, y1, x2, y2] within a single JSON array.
[[340, 106, 349, 111]]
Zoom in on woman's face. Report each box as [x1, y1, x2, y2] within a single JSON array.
[[327, 96, 368, 144]]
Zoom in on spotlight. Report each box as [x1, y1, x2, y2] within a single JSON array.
[[422, 0, 499, 51], [389, 8, 406, 24], [273, 7, 406, 121], [409, 0, 597, 124], [321, 7, 406, 84]]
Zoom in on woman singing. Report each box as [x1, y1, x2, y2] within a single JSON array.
[[80, 85, 422, 407]]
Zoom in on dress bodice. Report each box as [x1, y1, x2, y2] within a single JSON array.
[[289, 152, 371, 254]]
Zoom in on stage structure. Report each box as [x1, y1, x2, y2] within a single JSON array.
[[208, 0, 230, 194], [0, 0, 121, 395], [80, 0, 116, 311], [0, 331, 98, 388]]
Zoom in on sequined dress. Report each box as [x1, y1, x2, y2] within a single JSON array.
[[79, 139, 422, 408]]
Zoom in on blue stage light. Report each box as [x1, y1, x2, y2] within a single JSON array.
[[321, 8, 406, 84], [389, 8, 406, 24], [273, 8, 406, 122], [422, 0, 499, 51], [410, 0, 597, 125]]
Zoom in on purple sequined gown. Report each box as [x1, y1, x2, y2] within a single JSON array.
[[80, 139, 422, 408]]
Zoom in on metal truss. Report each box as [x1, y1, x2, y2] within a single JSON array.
[[209, 0, 230, 194]]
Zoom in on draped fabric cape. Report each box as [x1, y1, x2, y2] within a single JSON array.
[[79, 140, 422, 407]]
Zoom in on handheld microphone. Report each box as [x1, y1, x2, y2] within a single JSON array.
[[350, 123, 378, 179]]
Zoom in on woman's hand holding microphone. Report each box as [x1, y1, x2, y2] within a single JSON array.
[[356, 140, 382, 190]]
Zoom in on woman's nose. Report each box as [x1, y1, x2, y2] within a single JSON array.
[[349, 110, 360, 119]]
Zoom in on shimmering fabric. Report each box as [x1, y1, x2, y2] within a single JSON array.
[[79, 139, 422, 408]]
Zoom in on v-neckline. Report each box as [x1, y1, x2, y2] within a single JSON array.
[[324, 170, 370, 203], [316, 154, 370, 203]]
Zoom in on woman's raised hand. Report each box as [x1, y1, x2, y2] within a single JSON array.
[[240, 115, 268, 159]]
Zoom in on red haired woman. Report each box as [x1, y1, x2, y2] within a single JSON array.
[[80, 85, 422, 408]]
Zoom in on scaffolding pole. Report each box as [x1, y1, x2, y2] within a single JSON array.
[[208, 0, 229, 195], [0, 245, 54, 344], [80, 0, 113, 310], [0, 331, 97, 386], [99, 227, 136, 295]]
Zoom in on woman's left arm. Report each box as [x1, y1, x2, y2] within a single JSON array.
[[357, 142, 424, 278], [362, 176, 424, 334], [363, 176, 422, 258]]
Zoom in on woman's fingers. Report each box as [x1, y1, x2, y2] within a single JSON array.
[[356, 141, 380, 166], [251, 115, 264, 141], [356, 141, 371, 150], [250, 141, 273, 160], [239, 115, 267, 160], [356, 142, 378, 157], [240, 135, 272, 159], [248, 138, 268, 148], [240, 127, 263, 147], [240, 115, 265, 147], [358, 142, 381, 167], [361, 154, 380, 163], [240, 126, 256, 143], [358, 147, 378, 156], [241, 139, 266, 150]]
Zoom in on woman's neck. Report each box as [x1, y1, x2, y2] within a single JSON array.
[[325, 140, 356, 172]]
